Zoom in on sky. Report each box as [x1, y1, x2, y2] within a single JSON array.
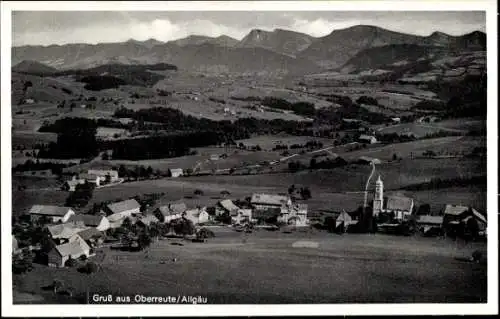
[[12, 11, 486, 46]]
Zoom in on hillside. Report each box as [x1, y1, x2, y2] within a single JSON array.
[[238, 28, 315, 56], [168, 35, 239, 47], [12, 60, 58, 75], [298, 25, 486, 69]]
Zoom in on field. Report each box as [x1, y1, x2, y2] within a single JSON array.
[[13, 231, 487, 304]]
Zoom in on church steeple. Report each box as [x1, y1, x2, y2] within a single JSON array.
[[373, 175, 384, 217]]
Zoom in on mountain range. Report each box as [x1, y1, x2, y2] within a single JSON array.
[[12, 25, 486, 76]]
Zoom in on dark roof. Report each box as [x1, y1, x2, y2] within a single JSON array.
[[77, 228, 104, 241], [29, 205, 73, 217], [253, 208, 281, 219]]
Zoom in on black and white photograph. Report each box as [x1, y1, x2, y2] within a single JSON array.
[[1, 0, 498, 316]]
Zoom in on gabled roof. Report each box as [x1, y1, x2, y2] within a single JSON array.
[[29, 205, 73, 217], [54, 235, 90, 257], [79, 173, 99, 180], [68, 214, 106, 227], [336, 211, 352, 222], [443, 204, 469, 216], [107, 199, 141, 215], [77, 228, 104, 241], [47, 224, 86, 239], [169, 168, 183, 174], [471, 208, 487, 224], [251, 193, 290, 207], [138, 214, 159, 226], [386, 196, 413, 212], [417, 215, 443, 225], [88, 169, 118, 176], [157, 203, 187, 216], [218, 199, 240, 212]]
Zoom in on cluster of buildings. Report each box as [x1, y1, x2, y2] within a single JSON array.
[[62, 169, 120, 191], [368, 176, 487, 236]]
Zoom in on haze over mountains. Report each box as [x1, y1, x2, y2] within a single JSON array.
[[12, 25, 486, 76]]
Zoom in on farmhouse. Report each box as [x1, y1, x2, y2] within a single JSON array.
[[416, 215, 444, 236], [47, 234, 91, 268], [385, 196, 414, 222], [279, 204, 309, 226], [335, 210, 358, 233], [231, 209, 253, 225], [68, 214, 110, 231], [250, 193, 292, 211], [183, 208, 210, 225], [168, 168, 184, 178], [443, 204, 487, 236], [77, 228, 105, 248], [358, 135, 378, 144], [137, 214, 159, 227], [105, 199, 141, 218], [62, 177, 86, 191], [29, 205, 76, 223], [88, 169, 119, 183], [216, 199, 240, 216], [155, 203, 187, 223], [47, 224, 87, 244], [79, 173, 101, 186]]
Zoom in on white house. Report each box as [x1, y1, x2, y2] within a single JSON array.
[[216, 199, 240, 216], [79, 173, 101, 186], [155, 203, 187, 223], [278, 204, 309, 226], [47, 224, 88, 244], [358, 135, 378, 144], [391, 117, 401, 124], [231, 209, 253, 225], [88, 169, 120, 183], [183, 208, 210, 225], [29, 205, 76, 223], [106, 199, 141, 218], [250, 193, 292, 211], [168, 168, 184, 178], [67, 214, 110, 231], [385, 196, 414, 221], [47, 234, 91, 268]]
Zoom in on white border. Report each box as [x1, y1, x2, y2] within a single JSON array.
[[1, 1, 498, 317]]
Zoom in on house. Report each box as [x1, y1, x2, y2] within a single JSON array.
[[216, 199, 240, 216], [391, 117, 401, 124], [358, 135, 378, 144], [29, 205, 76, 223], [155, 203, 187, 223], [253, 208, 282, 223], [335, 210, 358, 233], [61, 178, 86, 191], [77, 228, 105, 248], [79, 173, 101, 186], [67, 214, 110, 231], [168, 168, 184, 178], [231, 209, 253, 225], [107, 213, 126, 229], [385, 196, 414, 222], [279, 204, 309, 226], [443, 205, 487, 236], [105, 199, 141, 218], [183, 208, 210, 225], [416, 215, 444, 236], [250, 193, 292, 211], [47, 234, 91, 267], [47, 224, 88, 245], [137, 214, 159, 227], [25, 98, 35, 104], [210, 154, 220, 161], [88, 169, 119, 183]]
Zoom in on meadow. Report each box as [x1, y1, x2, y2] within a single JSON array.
[[13, 231, 487, 304]]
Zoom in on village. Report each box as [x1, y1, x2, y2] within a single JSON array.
[[12, 165, 487, 271]]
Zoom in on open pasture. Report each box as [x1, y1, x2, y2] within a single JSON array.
[[14, 233, 486, 304]]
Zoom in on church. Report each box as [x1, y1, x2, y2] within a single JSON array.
[[372, 176, 415, 222]]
